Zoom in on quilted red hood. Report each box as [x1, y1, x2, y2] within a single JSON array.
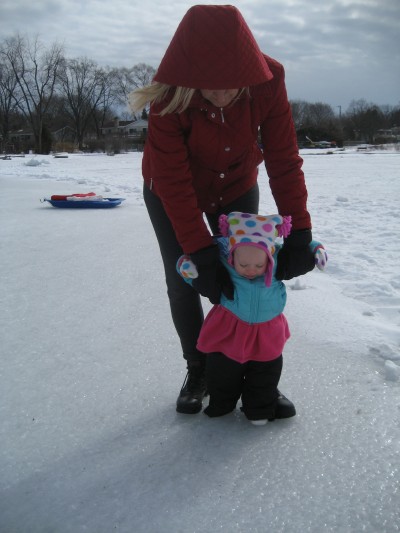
[[154, 4, 273, 89]]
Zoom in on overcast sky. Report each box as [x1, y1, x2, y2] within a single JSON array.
[[1, 0, 399, 112]]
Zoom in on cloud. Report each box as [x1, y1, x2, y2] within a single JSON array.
[[0, 0, 398, 108], [241, 0, 400, 107]]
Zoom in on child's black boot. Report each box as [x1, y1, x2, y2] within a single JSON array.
[[268, 391, 296, 421]]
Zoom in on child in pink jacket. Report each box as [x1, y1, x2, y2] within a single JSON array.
[[178, 211, 327, 425]]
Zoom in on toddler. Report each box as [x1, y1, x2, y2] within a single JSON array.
[[178, 212, 327, 425]]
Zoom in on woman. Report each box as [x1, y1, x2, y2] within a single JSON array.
[[129, 5, 315, 415]]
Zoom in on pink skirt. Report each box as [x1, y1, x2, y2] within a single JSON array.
[[197, 306, 290, 363]]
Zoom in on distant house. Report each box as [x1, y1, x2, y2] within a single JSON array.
[[100, 118, 148, 140], [100, 119, 132, 136], [52, 126, 77, 144], [6, 126, 77, 152], [6, 129, 35, 152], [9, 128, 34, 145], [373, 127, 400, 143], [121, 119, 148, 139]]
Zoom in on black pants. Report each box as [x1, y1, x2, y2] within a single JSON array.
[[205, 353, 283, 421], [143, 183, 259, 363]]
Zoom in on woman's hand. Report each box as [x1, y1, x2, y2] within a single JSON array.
[[275, 229, 315, 280], [190, 246, 234, 303]]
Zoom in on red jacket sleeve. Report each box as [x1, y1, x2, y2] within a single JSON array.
[[259, 60, 312, 230], [143, 104, 214, 254]]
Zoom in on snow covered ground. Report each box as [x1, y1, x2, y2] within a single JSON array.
[[1, 148, 399, 532]]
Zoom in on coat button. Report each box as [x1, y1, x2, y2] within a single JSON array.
[[225, 147, 231, 151], [211, 113, 216, 118], [211, 202, 216, 207], [219, 173, 225, 178]]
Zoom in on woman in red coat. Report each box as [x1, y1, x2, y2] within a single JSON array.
[[130, 5, 315, 415]]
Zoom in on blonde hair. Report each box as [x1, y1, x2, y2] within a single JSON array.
[[129, 84, 249, 116], [129, 83, 196, 116]]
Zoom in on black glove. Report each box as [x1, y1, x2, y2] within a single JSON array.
[[275, 229, 315, 280], [190, 245, 234, 304]]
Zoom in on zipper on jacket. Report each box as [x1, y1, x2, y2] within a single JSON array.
[[220, 108, 225, 123], [249, 279, 259, 324]]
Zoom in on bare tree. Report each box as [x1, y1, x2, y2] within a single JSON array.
[[290, 100, 335, 129], [290, 100, 308, 130], [345, 99, 385, 142], [0, 58, 20, 151], [113, 63, 155, 117], [306, 102, 335, 127], [89, 66, 120, 139], [58, 57, 106, 150], [0, 34, 64, 153], [113, 67, 135, 106], [130, 63, 155, 88]]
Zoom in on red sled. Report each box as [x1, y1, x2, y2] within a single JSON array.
[[41, 192, 125, 208]]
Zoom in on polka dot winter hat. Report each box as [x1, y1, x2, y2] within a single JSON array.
[[218, 211, 292, 286]]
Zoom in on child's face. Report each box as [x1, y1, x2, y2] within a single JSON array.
[[233, 246, 268, 279]]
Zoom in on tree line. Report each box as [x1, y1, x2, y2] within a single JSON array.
[[1, 34, 399, 154], [291, 99, 400, 147], [0, 34, 155, 153]]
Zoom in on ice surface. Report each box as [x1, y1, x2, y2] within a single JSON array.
[[0, 148, 399, 532]]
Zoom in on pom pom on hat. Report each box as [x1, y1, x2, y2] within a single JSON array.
[[218, 211, 292, 286], [218, 214, 230, 237]]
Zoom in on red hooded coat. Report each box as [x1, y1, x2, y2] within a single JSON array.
[[142, 5, 311, 254]]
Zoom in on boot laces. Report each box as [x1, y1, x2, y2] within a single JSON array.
[[182, 366, 206, 394]]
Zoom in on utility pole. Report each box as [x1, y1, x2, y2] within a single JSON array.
[[336, 106, 343, 147]]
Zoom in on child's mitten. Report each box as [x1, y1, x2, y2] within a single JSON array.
[[177, 255, 199, 279], [310, 241, 328, 271]]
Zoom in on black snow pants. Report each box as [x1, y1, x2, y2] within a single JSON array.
[[204, 352, 283, 421]]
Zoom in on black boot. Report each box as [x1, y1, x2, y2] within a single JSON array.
[[268, 390, 296, 421], [176, 362, 207, 414]]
